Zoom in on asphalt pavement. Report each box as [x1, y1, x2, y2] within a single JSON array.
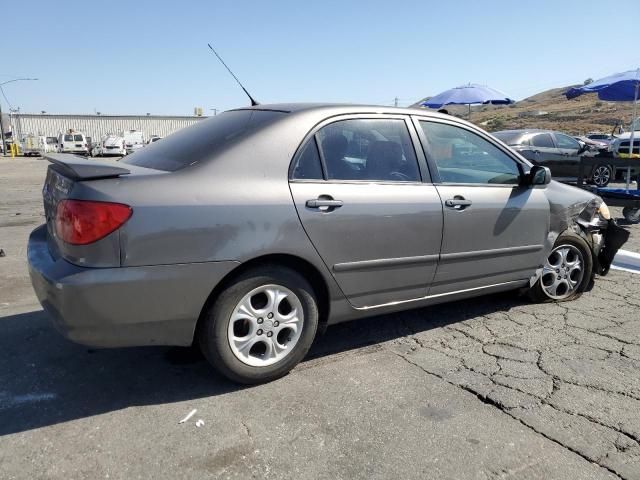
[[1, 157, 639, 480]]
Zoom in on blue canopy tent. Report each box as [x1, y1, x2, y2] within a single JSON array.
[[421, 83, 514, 118], [566, 69, 640, 190]]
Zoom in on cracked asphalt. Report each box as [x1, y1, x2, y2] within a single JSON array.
[[1, 157, 639, 479]]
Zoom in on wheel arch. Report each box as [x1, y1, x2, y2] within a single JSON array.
[[192, 253, 331, 345]]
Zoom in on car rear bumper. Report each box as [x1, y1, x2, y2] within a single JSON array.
[[27, 224, 239, 348]]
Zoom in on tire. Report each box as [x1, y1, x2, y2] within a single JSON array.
[[623, 207, 640, 223], [527, 233, 593, 303], [590, 164, 613, 187], [199, 265, 319, 384]]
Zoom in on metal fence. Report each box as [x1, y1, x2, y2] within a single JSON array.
[[12, 113, 206, 141]]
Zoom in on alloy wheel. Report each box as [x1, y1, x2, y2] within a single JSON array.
[[592, 165, 611, 186], [227, 284, 304, 367], [541, 244, 585, 300]]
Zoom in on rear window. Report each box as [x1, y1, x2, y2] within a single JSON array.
[[74, 134, 83, 141], [64, 135, 73, 141], [122, 110, 286, 172]]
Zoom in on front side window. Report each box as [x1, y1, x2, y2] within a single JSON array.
[[314, 118, 420, 182], [555, 133, 580, 150], [420, 121, 520, 185], [531, 133, 555, 148]]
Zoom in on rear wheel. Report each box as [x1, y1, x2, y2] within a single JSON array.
[[199, 266, 319, 384], [591, 164, 613, 187], [528, 233, 593, 302]]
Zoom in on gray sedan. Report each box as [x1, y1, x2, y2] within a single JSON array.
[[28, 104, 628, 384]]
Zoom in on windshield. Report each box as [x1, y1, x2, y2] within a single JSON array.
[[122, 109, 287, 171]]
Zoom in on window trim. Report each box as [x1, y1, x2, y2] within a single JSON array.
[[288, 113, 431, 184], [412, 116, 528, 187]]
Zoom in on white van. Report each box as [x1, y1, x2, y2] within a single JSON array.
[[57, 131, 89, 155], [93, 134, 126, 157], [122, 129, 146, 155]]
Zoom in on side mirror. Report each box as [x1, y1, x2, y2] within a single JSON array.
[[529, 165, 551, 186], [577, 143, 589, 154]]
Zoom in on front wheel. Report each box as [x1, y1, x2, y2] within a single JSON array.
[[591, 164, 613, 187], [527, 233, 593, 302], [199, 266, 319, 384], [623, 207, 640, 223]]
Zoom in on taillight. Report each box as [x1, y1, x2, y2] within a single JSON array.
[[55, 200, 132, 245]]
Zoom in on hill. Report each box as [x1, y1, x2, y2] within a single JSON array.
[[412, 85, 637, 135]]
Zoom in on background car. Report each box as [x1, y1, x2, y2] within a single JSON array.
[[586, 132, 614, 147], [92, 134, 127, 157], [493, 129, 615, 187]]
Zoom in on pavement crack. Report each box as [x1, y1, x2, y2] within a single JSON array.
[[392, 349, 626, 479]]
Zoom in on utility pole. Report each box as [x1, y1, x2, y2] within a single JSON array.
[[0, 100, 5, 156], [394, 97, 399, 107], [0, 78, 38, 156]]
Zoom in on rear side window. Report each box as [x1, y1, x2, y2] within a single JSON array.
[[314, 118, 421, 182], [531, 133, 555, 148], [122, 110, 286, 172], [291, 138, 323, 180]]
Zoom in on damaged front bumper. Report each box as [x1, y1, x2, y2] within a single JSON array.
[[590, 219, 630, 275]]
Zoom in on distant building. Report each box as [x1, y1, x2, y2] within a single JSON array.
[[11, 113, 206, 141]]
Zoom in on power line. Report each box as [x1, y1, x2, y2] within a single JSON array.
[[0, 85, 13, 110]]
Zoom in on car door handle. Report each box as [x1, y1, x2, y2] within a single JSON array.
[[445, 198, 472, 209], [306, 198, 343, 209]]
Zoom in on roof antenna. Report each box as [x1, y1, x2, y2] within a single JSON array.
[[207, 43, 259, 106]]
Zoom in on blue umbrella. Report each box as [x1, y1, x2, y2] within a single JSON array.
[[566, 69, 640, 190], [421, 83, 514, 118], [565, 69, 640, 101]]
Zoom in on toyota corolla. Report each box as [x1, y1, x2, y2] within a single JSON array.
[[28, 104, 628, 384]]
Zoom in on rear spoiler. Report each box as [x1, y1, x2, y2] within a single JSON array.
[[45, 153, 131, 180]]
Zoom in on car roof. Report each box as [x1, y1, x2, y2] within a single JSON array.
[[494, 129, 553, 135], [230, 102, 454, 118]]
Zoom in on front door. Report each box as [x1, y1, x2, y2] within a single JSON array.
[[529, 132, 564, 178], [415, 119, 550, 295], [289, 116, 443, 308], [553, 132, 583, 179]]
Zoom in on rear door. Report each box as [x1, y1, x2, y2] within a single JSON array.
[[289, 115, 443, 309], [415, 118, 550, 295]]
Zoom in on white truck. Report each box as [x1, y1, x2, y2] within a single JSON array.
[[122, 129, 146, 155], [609, 118, 640, 180], [22, 135, 47, 156]]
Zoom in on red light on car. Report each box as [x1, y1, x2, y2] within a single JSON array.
[[55, 200, 132, 245]]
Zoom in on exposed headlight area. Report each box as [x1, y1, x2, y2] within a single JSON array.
[[597, 202, 611, 220]]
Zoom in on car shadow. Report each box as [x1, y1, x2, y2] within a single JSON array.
[[0, 291, 527, 436]]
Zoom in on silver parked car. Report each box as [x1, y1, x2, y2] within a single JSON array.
[[28, 104, 628, 384]]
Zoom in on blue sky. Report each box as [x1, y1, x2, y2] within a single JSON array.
[[2, 0, 638, 115]]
